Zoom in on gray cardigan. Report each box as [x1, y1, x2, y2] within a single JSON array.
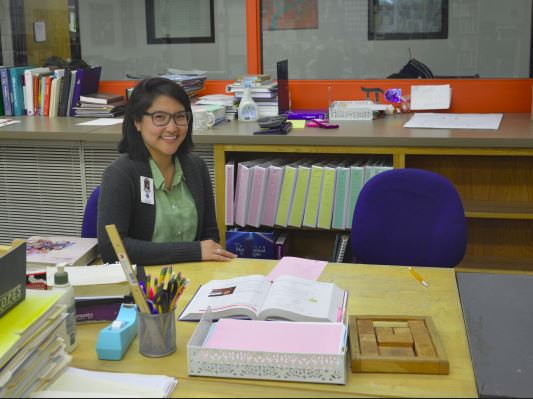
[[97, 152, 219, 266]]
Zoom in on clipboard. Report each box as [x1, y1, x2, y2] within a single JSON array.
[[105, 224, 150, 314]]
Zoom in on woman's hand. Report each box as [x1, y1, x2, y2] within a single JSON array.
[[201, 240, 237, 262]]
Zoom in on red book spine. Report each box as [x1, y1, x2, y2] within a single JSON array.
[[43, 76, 52, 116], [32, 75, 39, 116]]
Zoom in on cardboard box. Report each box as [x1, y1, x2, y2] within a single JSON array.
[[225, 229, 279, 259], [0, 243, 27, 318]]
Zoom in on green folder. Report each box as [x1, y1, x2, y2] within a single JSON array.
[[317, 163, 338, 230], [275, 161, 300, 227], [288, 161, 313, 227], [332, 164, 350, 230], [303, 161, 328, 228], [346, 163, 365, 228]]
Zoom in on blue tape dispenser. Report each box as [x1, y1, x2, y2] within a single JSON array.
[[96, 303, 138, 360]]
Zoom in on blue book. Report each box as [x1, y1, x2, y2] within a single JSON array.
[[0, 67, 13, 116], [9, 66, 30, 116], [69, 66, 102, 116]]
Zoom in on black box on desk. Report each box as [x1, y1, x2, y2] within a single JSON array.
[[0, 243, 27, 318], [225, 229, 279, 259]]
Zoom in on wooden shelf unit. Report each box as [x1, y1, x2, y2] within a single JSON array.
[[216, 144, 533, 271]]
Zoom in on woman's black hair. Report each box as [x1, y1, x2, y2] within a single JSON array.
[[118, 77, 194, 159]]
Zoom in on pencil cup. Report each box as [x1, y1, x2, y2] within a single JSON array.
[[137, 309, 176, 357]]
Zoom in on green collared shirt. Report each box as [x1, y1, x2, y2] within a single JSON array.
[[149, 158, 198, 243]]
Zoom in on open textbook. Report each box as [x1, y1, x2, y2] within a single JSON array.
[[179, 274, 347, 322]]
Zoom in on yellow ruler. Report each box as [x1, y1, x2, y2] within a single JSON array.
[[105, 224, 150, 314]]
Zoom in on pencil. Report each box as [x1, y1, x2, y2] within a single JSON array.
[[408, 266, 428, 287]]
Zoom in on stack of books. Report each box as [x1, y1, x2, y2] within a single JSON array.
[[25, 236, 99, 271], [0, 290, 71, 397], [159, 69, 207, 99], [44, 263, 134, 323], [0, 64, 102, 118], [226, 74, 279, 117], [73, 92, 126, 118], [194, 94, 238, 120]]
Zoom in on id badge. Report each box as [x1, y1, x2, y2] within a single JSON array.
[[140, 176, 154, 205]]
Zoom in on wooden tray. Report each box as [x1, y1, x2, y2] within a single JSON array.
[[348, 315, 449, 374]]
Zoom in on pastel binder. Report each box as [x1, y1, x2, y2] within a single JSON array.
[[234, 159, 269, 227], [224, 160, 235, 225], [332, 161, 351, 230], [345, 161, 365, 229], [261, 162, 286, 227], [288, 160, 313, 228], [303, 161, 328, 228], [275, 160, 301, 227], [317, 161, 339, 230], [234, 161, 256, 227], [247, 159, 276, 227]]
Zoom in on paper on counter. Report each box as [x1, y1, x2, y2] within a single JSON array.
[[267, 256, 327, 281], [77, 118, 123, 126], [410, 84, 451, 110], [404, 113, 503, 130]]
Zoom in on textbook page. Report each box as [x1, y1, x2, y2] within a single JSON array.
[[258, 275, 345, 322], [178, 275, 271, 321]]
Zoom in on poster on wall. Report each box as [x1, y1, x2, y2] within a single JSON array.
[[262, 0, 318, 31]]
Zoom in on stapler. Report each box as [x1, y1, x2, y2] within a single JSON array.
[[96, 303, 138, 360]]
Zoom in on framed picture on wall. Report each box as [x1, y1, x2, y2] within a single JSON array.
[[145, 0, 214, 44], [262, 0, 318, 31], [368, 0, 448, 40]]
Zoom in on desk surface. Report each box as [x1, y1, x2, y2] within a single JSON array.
[[457, 272, 533, 398], [1, 114, 533, 148], [72, 259, 477, 398]]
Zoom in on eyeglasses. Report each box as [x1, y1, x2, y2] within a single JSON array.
[[143, 111, 191, 127]]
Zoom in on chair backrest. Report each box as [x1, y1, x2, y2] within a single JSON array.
[[351, 168, 467, 268], [81, 186, 100, 238]]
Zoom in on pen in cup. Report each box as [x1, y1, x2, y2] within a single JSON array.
[[408, 266, 428, 287]]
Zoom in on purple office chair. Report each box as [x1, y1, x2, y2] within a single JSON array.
[[351, 169, 467, 268], [81, 186, 100, 238]]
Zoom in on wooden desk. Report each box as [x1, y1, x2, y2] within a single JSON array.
[[71, 259, 477, 398], [457, 272, 533, 398]]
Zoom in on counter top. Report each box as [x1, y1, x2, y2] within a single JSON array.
[[1, 113, 533, 148]]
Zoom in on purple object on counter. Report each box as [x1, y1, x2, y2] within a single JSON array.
[[385, 88, 402, 103]]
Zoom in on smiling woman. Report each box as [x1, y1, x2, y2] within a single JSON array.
[[97, 77, 236, 268]]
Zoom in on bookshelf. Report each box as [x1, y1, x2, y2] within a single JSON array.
[[208, 114, 533, 272]]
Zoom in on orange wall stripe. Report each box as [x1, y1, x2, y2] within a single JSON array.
[[100, 78, 533, 113], [246, 0, 261, 74]]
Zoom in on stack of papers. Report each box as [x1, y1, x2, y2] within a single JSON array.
[[404, 113, 503, 130], [204, 318, 347, 355], [45, 263, 132, 299], [0, 119, 21, 128], [31, 367, 177, 398], [0, 290, 71, 398]]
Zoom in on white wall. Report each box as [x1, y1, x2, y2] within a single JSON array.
[[78, 0, 247, 80], [262, 0, 532, 79]]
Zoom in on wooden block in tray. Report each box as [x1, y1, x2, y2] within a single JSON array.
[[348, 315, 449, 375]]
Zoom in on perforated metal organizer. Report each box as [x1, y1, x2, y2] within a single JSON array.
[[329, 101, 387, 121], [187, 309, 347, 384]]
